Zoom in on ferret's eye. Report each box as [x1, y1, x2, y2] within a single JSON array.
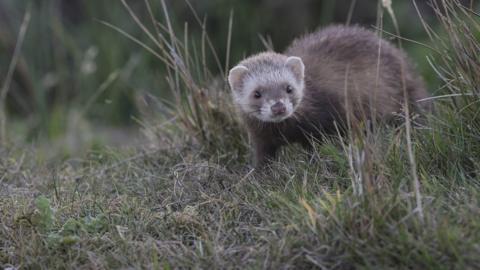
[[286, 85, 293, 93], [254, 91, 262, 98]]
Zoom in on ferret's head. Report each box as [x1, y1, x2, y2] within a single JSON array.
[[228, 52, 305, 123]]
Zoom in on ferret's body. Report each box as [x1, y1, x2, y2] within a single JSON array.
[[228, 25, 430, 166]]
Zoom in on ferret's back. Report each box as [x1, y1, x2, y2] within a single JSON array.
[[286, 25, 392, 59], [284, 25, 430, 116]]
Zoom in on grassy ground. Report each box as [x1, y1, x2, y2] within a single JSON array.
[[1, 1, 480, 269], [1, 133, 479, 269]]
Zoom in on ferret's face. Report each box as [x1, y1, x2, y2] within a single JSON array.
[[241, 80, 302, 122], [228, 55, 305, 123]]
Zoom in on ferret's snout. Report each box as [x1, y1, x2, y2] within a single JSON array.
[[271, 101, 286, 116]]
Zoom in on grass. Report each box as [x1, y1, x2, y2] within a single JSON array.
[[1, 0, 480, 269]]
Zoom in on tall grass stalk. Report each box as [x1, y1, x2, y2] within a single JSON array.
[[0, 4, 31, 146], [382, 0, 424, 222]]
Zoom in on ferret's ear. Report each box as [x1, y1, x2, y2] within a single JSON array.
[[285, 56, 305, 82], [228, 65, 249, 91]]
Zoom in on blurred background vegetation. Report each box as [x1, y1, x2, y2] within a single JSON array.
[[0, 0, 478, 154]]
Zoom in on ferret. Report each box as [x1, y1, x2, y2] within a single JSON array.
[[228, 25, 430, 167]]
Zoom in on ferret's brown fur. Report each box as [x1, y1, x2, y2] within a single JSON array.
[[230, 25, 430, 167]]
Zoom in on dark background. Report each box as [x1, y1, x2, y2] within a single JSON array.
[[0, 0, 477, 145]]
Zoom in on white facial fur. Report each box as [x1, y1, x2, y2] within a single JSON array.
[[228, 56, 305, 123]]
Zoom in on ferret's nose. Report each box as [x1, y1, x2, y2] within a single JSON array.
[[271, 102, 286, 116]]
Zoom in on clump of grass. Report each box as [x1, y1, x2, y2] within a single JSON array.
[[103, 0, 248, 165], [414, 0, 480, 178], [2, 0, 480, 269]]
